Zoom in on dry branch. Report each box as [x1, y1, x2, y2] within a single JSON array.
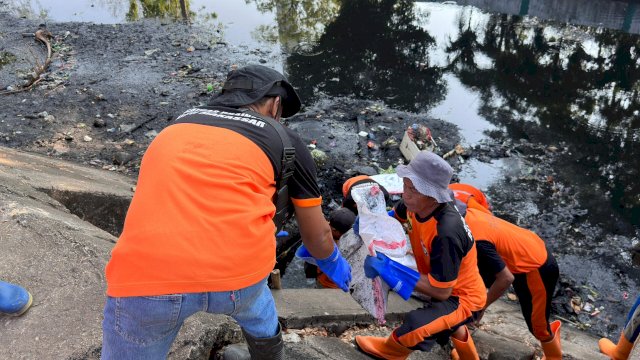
[[0, 29, 53, 95]]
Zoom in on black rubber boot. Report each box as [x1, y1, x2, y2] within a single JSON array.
[[223, 325, 284, 360]]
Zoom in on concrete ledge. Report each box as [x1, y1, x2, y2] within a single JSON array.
[[273, 288, 422, 328], [273, 289, 610, 359]]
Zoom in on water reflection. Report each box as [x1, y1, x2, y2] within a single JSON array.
[[126, 0, 190, 22], [428, 0, 640, 35], [443, 11, 640, 227], [247, 0, 340, 50], [286, 0, 446, 112]]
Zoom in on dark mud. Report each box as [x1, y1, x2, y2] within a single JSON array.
[[1, 11, 637, 338]]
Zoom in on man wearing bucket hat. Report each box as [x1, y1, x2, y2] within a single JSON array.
[[102, 65, 351, 360], [355, 151, 486, 360]]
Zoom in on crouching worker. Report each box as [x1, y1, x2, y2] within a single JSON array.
[[355, 152, 486, 360], [449, 182, 492, 214], [102, 65, 351, 360], [0, 280, 32, 316], [599, 294, 640, 359], [457, 191, 561, 360]]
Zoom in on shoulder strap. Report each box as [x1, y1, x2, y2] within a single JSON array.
[[252, 113, 296, 233]]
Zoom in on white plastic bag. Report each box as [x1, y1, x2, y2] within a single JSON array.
[[351, 183, 407, 260]]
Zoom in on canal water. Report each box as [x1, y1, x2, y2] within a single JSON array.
[[8, 0, 638, 232], [6, 0, 640, 299]]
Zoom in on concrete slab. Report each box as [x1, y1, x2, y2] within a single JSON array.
[[273, 288, 373, 328], [0, 146, 135, 235], [274, 288, 611, 360]]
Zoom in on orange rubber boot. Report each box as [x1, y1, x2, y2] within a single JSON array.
[[450, 326, 479, 360], [599, 333, 636, 360], [355, 334, 412, 360], [541, 320, 562, 360]]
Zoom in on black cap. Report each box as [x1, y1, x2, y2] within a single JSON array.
[[329, 208, 357, 235], [209, 65, 302, 118]]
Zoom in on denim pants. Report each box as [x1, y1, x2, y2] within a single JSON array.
[[101, 277, 278, 359]]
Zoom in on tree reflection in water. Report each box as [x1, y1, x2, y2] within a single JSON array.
[[126, 0, 190, 21], [445, 12, 640, 227], [283, 0, 445, 112]]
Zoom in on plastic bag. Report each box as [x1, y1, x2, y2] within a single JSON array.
[[351, 183, 407, 260]]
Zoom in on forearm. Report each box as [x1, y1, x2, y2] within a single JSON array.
[[484, 281, 510, 308], [484, 268, 514, 308], [414, 275, 452, 301], [300, 226, 334, 259], [295, 205, 334, 259]]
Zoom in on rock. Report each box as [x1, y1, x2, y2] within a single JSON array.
[[326, 323, 349, 336], [144, 48, 160, 56], [119, 123, 136, 132], [145, 130, 159, 139], [283, 332, 302, 343], [353, 165, 377, 176], [93, 118, 106, 128], [113, 151, 134, 166], [83, 135, 93, 142]]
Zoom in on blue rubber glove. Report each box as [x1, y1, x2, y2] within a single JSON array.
[[295, 244, 352, 292], [364, 253, 420, 300]]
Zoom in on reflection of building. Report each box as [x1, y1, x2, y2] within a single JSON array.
[[422, 0, 640, 34]]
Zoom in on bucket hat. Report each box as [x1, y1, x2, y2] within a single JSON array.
[[209, 65, 301, 118], [396, 151, 453, 203]]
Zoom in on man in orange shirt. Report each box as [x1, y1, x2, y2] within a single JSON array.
[[449, 183, 491, 214], [101, 65, 351, 359], [453, 184, 562, 360], [355, 152, 486, 360]]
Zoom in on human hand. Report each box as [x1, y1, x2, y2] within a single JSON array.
[[315, 245, 352, 292], [364, 253, 419, 300], [474, 309, 486, 327]]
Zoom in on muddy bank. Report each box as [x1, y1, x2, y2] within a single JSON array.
[[0, 11, 637, 339]]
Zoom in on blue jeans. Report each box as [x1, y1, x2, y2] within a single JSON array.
[[101, 278, 278, 359]]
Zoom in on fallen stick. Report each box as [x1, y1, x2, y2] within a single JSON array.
[[1, 28, 53, 95]]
